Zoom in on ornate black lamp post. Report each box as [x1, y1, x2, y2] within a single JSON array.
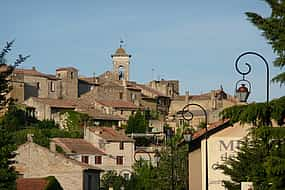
[[182, 103, 208, 190], [234, 51, 269, 103], [234, 51, 270, 125]]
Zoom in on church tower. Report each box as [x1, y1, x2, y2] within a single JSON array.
[[111, 42, 131, 81]]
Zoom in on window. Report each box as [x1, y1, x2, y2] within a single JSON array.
[[120, 110, 124, 115], [82, 156, 89, 164], [119, 142, 124, 150], [131, 93, 136, 102], [50, 82, 55, 92], [119, 92, 123, 100], [95, 156, 102, 164], [116, 156, 123, 165], [36, 82, 40, 89], [70, 72, 74, 79]]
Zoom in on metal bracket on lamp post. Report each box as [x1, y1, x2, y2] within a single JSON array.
[[182, 103, 208, 190]]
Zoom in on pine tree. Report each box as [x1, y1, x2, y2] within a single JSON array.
[[0, 41, 29, 190], [218, 126, 285, 190], [246, 0, 285, 85], [218, 96, 285, 189]]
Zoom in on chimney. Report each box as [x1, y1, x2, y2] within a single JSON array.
[[185, 91, 189, 103]]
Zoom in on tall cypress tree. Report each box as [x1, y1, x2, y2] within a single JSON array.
[[246, 0, 285, 85], [0, 41, 29, 190]]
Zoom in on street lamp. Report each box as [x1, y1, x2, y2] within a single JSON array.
[[165, 127, 175, 190], [182, 103, 208, 190], [234, 51, 270, 125], [234, 51, 269, 103]]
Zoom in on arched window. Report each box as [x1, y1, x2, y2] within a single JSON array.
[[118, 66, 125, 80]]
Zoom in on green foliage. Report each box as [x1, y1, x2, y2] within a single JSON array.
[[129, 127, 188, 190], [125, 110, 148, 134], [0, 41, 29, 190], [220, 96, 285, 126], [61, 110, 89, 135], [101, 171, 125, 190], [0, 125, 17, 190], [246, 0, 285, 85], [0, 107, 83, 148], [44, 176, 63, 190], [130, 160, 159, 190], [218, 126, 285, 190]]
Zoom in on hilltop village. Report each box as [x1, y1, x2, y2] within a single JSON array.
[[5, 45, 243, 190]]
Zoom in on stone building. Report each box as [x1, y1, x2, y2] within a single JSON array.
[[167, 87, 240, 129], [15, 141, 102, 190], [50, 127, 136, 179], [84, 127, 135, 178]]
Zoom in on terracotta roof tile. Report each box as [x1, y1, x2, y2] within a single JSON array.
[[52, 138, 106, 155], [88, 127, 135, 142], [13, 69, 57, 80], [17, 178, 49, 190], [192, 119, 230, 140]]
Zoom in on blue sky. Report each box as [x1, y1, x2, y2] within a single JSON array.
[[1, 0, 284, 102]]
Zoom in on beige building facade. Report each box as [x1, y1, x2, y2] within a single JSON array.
[[84, 127, 135, 177], [15, 141, 101, 190]]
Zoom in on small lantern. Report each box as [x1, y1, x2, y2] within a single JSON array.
[[236, 83, 250, 102], [183, 128, 193, 142]]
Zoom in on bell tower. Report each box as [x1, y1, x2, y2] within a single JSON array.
[[111, 41, 131, 81]]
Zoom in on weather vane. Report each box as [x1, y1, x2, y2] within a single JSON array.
[[119, 39, 124, 48]]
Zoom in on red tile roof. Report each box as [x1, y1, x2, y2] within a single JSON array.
[[52, 138, 106, 155], [95, 99, 138, 109], [13, 69, 57, 80], [17, 178, 49, 190], [192, 119, 230, 140], [88, 127, 135, 142]]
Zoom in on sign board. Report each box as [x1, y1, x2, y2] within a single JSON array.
[[207, 137, 242, 190], [241, 182, 253, 190]]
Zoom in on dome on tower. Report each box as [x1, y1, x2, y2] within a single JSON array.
[[111, 47, 131, 57], [115, 47, 126, 55]]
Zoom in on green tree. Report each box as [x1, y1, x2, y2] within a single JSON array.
[[128, 127, 188, 190], [0, 41, 29, 190], [218, 96, 285, 190], [125, 110, 147, 134], [246, 0, 285, 85], [218, 126, 285, 190], [101, 171, 125, 190]]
